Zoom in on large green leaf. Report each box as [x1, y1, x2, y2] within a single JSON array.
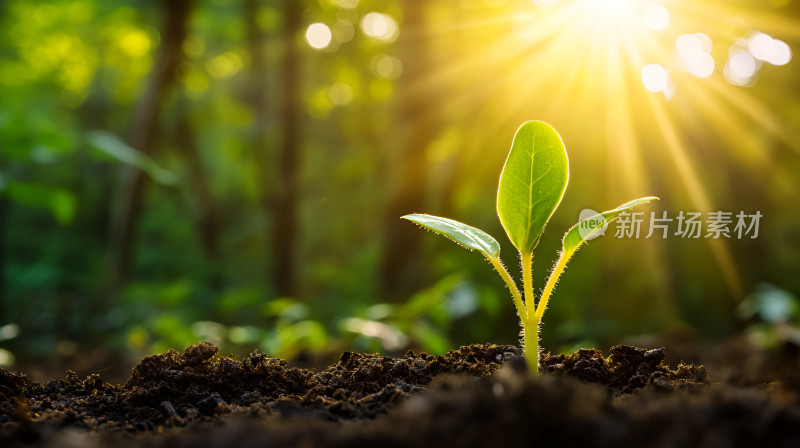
[[401, 214, 501, 259], [497, 121, 569, 255], [562, 196, 659, 253], [4, 182, 77, 225]]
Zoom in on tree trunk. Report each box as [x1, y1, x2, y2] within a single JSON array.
[[243, 0, 275, 295], [273, 0, 302, 297], [175, 105, 220, 260], [243, 0, 301, 298], [437, 0, 468, 217], [0, 197, 7, 319], [106, 0, 191, 297], [380, 1, 438, 297]]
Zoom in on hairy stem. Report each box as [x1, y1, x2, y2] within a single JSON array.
[[534, 249, 573, 322], [520, 251, 537, 373], [487, 256, 525, 322], [521, 252, 535, 320], [524, 323, 539, 375]]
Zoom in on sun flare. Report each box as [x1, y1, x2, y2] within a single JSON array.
[[469, 0, 799, 300], [583, 0, 633, 17]]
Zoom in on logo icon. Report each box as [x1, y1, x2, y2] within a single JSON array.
[[578, 209, 608, 241]]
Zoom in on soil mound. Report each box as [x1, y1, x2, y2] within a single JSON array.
[[10, 342, 786, 448]]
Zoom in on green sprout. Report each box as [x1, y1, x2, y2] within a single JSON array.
[[402, 121, 657, 374]]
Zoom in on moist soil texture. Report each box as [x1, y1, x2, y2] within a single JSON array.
[[2, 341, 799, 447]]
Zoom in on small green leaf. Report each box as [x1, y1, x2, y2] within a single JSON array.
[[87, 131, 177, 186], [497, 121, 569, 255], [562, 196, 659, 253], [402, 214, 501, 259]]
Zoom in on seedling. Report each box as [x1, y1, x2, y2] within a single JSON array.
[[403, 121, 657, 374]]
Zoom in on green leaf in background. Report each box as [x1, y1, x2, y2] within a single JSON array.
[[497, 121, 569, 255], [4, 182, 77, 225], [401, 214, 501, 259], [562, 196, 659, 253], [87, 131, 177, 186]]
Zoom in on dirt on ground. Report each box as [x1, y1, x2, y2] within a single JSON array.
[[2, 341, 800, 447]]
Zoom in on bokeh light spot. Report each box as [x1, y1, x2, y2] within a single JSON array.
[[370, 54, 403, 79], [729, 51, 757, 78], [119, 29, 151, 58], [180, 66, 210, 94], [748, 32, 775, 61], [329, 82, 354, 106], [369, 78, 393, 100], [695, 33, 713, 53], [333, 20, 355, 43], [676, 33, 714, 78], [768, 40, 792, 66], [676, 34, 712, 61], [676, 34, 702, 60], [207, 52, 243, 79], [641, 64, 668, 92], [331, 0, 359, 8], [642, 4, 669, 31], [724, 50, 757, 86], [748, 32, 792, 66], [687, 53, 715, 78], [0, 349, 15, 368], [183, 36, 205, 57], [360, 12, 399, 42], [306, 23, 332, 50]]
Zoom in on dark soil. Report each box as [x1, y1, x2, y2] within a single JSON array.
[[2, 341, 799, 447]]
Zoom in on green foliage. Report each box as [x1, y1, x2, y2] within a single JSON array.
[[738, 283, 799, 324], [497, 121, 569, 255], [737, 284, 800, 352], [118, 281, 332, 360], [401, 214, 500, 258], [340, 274, 485, 355], [87, 131, 177, 185], [2, 182, 77, 225], [1, 0, 796, 368], [404, 121, 657, 374]]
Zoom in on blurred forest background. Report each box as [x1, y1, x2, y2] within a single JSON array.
[[1, 0, 799, 375]]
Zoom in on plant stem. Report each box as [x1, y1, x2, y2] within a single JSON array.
[[487, 256, 525, 322], [521, 252, 534, 320], [524, 322, 539, 375], [520, 251, 538, 373], [534, 249, 573, 322]]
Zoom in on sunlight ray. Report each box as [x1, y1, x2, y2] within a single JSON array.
[[705, 80, 800, 153], [611, 29, 678, 321], [648, 96, 744, 299], [675, 79, 771, 166], [446, 0, 783, 303]]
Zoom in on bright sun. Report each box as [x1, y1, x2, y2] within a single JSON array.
[[583, 0, 633, 17], [410, 0, 797, 301], [491, 0, 797, 299]]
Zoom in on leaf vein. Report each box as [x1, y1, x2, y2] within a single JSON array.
[[526, 131, 536, 241]]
